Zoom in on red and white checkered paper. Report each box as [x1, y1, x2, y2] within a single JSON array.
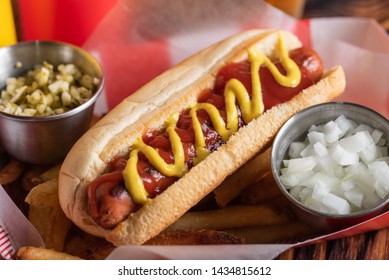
[[0, 225, 14, 260], [0, 186, 44, 260]]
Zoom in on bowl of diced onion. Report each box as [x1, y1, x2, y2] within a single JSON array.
[[271, 102, 389, 232], [0, 41, 104, 164]]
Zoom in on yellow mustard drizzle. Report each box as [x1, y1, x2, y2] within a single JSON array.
[[123, 33, 301, 205]]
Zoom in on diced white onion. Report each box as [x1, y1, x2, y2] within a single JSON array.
[[315, 155, 336, 176], [286, 156, 317, 173], [344, 187, 364, 208], [312, 180, 330, 200], [322, 193, 351, 215], [313, 142, 328, 157], [339, 131, 373, 153], [368, 161, 389, 198], [308, 131, 326, 145], [371, 129, 384, 144], [288, 142, 306, 158], [360, 143, 377, 163], [353, 124, 374, 134], [280, 115, 389, 215], [329, 143, 359, 166], [300, 144, 314, 157], [323, 121, 343, 143], [335, 114, 356, 136]]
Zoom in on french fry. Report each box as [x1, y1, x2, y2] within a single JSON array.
[[38, 164, 61, 182], [214, 147, 271, 207], [42, 207, 72, 251], [28, 205, 52, 236], [166, 204, 294, 232], [28, 205, 72, 251], [239, 171, 283, 204], [5, 127, 318, 257], [266, 194, 293, 209], [0, 159, 24, 185], [21, 165, 51, 192], [25, 177, 72, 251], [15, 246, 82, 260], [21, 164, 61, 192], [25, 178, 59, 208], [146, 229, 245, 245], [63, 231, 115, 260], [225, 221, 317, 244]]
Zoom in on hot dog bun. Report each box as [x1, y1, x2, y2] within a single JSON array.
[[58, 29, 346, 245]]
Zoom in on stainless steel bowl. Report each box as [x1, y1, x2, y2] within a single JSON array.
[[0, 41, 104, 164], [271, 102, 389, 232]]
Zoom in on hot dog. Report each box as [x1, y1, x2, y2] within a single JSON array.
[[58, 29, 346, 246]]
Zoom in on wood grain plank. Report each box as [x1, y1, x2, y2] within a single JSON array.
[[276, 247, 295, 260], [364, 229, 389, 259]]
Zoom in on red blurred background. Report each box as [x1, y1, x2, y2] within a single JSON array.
[[14, 0, 119, 46], [10, 0, 389, 48]]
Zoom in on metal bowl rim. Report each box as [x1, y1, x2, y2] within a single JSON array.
[[271, 101, 389, 219], [0, 40, 105, 121]]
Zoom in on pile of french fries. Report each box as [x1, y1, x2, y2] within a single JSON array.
[[165, 147, 317, 244], [0, 145, 319, 260]]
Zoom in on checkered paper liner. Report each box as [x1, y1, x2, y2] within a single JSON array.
[[0, 186, 44, 260], [0, 224, 14, 260]]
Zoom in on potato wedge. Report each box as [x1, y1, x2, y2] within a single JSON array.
[[25, 178, 59, 208]]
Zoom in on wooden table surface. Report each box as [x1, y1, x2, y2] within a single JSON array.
[[277, 229, 389, 260], [275, 0, 389, 260]]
